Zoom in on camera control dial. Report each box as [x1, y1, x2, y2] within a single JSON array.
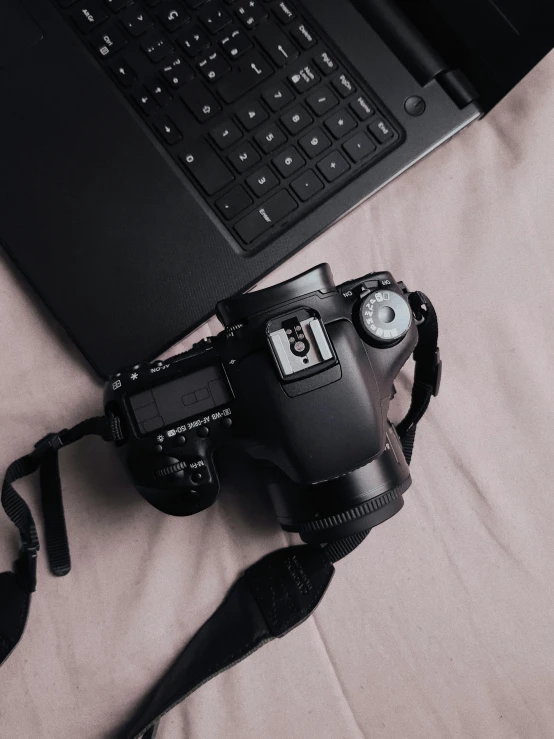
[[359, 290, 412, 345]]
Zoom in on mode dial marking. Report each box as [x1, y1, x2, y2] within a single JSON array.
[[360, 290, 412, 345]]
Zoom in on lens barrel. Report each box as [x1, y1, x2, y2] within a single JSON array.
[[266, 423, 411, 543]]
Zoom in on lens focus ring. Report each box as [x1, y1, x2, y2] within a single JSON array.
[[359, 290, 412, 345], [299, 478, 411, 536]]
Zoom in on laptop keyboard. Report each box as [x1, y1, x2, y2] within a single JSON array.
[[54, 0, 401, 250]]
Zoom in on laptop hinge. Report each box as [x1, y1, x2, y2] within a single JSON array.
[[436, 70, 479, 109], [350, 0, 478, 109]]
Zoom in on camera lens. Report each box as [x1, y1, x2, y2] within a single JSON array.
[[266, 423, 411, 543]]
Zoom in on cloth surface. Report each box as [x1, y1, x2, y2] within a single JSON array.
[[1, 52, 554, 739]]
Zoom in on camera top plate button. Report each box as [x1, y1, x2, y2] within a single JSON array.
[[197, 426, 210, 438], [221, 417, 233, 429], [362, 280, 379, 290]]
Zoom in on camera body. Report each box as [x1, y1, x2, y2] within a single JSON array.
[[104, 265, 419, 542]]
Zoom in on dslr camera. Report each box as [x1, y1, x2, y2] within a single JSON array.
[[104, 264, 422, 543]]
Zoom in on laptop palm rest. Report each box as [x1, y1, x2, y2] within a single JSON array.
[[0, 0, 43, 68]]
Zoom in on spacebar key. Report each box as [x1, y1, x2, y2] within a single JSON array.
[[217, 52, 273, 104], [235, 190, 298, 246], [180, 140, 234, 195]]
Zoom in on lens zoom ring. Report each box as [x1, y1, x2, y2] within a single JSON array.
[[155, 461, 188, 479], [299, 480, 410, 534]]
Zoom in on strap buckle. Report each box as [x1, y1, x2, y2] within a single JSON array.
[[32, 431, 68, 462], [431, 348, 442, 397], [15, 542, 38, 593], [409, 290, 432, 324]]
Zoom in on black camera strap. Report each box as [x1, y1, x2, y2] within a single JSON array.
[[0, 293, 440, 739]]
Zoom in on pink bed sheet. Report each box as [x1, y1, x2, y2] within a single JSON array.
[[1, 51, 553, 739]]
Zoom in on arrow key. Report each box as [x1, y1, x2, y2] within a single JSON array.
[[134, 87, 159, 115], [153, 115, 182, 145], [146, 79, 172, 106], [111, 59, 136, 87]]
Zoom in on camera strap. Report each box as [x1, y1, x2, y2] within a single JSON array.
[[0, 293, 440, 739]]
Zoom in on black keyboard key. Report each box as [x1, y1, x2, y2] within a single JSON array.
[[325, 110, 356, 139], [134, 87, 159, 114], [343, 131, 376, 162], [235, 190, 297, 245], [158, 3, 190, 31], [350, 94, 374, 121], [246, 166, 279, 197], [161, 56, 194, 88], [332, 72, 356, 98], [220, 28, 252, 59], [281, 105, 312, 135], [185, 0, 206, 7], [298, 128, 331, 158], [228, 142, 261, 173], [199, 2, 232, 33], [198, 51, 231, 82], [90, 27, 127, 59], [181, 81, 222, 120], [153, 115, 182, 144], [263, 84, 294, 112], [288, 64, 319, 94], [111, 59, 136, 86], [216, 185, 252, 219], [237, 101, 268, 130], [291, 170, 324, 201], [254, 124, 286, 154], [306, 87, 338, 116], [273, 1, 295, 24], [181, 140, 234, 194], [210, 119, 242, 149], [317, 150, 350, 182], [72, 4, 108, 32], [235, 1, 267, 28], [146, 79, 172, 105], [120, 5, 154, 36], [142, 34, 172, 62], [369, 118, 394, 143], [178, 25, 210, 57], [104, 0, 130, 11], [217, 52, 273, 103], [255, 24, 298, 67], [314, 50, 337, 76], [291, 22, 316, 49], [272, 146, 304, 177]]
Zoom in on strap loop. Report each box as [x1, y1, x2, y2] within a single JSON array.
[[14, 543, 38, 593]]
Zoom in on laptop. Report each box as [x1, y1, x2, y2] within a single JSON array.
[[0, 0, 552, 378]]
